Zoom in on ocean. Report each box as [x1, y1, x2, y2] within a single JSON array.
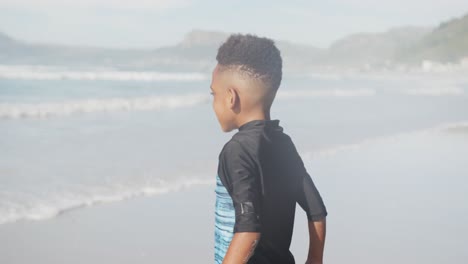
[[0, 67, 467, 263]]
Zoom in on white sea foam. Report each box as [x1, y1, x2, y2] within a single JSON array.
[[305, 67, 468, 82], [1, 121, 466, 225], [0, 93, 210, 119], [0, 177, 214, 225], [301, 120, 468, 160], [0, 65, 207, 81], [0, 88, 378, 120], [402, 86, 464, 96], [277, 88, 376, 98]]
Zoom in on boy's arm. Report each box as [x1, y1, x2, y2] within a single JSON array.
[[305, 218, 326, 264], [292, 144, 328, 263], [218, 140, 263, 263], [222, 232, 261, 264]]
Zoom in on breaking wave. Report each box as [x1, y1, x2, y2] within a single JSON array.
[[1, 120, 466, 225], [277, 88, 376, 98], [0, 177, 214, 225], [402, 86, 464, 96], [302, 120, 468, 160], [0, 93, 210, 119], [0, 65, 207, 82], [0, 88, 379, 120]]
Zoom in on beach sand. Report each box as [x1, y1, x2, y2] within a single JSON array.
[[0, 182, 310, 263], [0, 184, 217, 264], [1, 126, 467, 264]]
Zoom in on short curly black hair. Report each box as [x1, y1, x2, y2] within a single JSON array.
[[216, 34, 282, 91]]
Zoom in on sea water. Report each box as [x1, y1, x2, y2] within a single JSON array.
[[1, 68, 468, 263]]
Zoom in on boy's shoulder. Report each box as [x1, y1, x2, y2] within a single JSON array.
[[218, 135, 256, 163], [218, 119, 294, 166], [218, 128, 264, 160], [219, 120, 293, 156]]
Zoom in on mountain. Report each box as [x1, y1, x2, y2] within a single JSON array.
[[396, 13, 468, 63], [0, 33, 150, 69], [0, 30, 230, 71], [120, 30, 324, 72], [145, 30, 227, 71], [0, 32, 17, 46], [325, 27, 431, 66], [1, 12, 467, 72], [0, 29, 324, 72]]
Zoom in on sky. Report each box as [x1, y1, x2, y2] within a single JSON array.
[[0, 0, 468, 49]]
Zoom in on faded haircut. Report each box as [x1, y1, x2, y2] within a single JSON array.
[[216, 34, 283, 91]]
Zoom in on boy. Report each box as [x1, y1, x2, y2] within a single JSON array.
[[211, 34, 328, 264]]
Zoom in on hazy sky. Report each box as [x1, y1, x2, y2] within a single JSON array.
[[1, 0, 467, 49]]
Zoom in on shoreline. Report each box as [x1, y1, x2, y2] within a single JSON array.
[[1, 124, 467, 263], [0, 184, 218, 264]]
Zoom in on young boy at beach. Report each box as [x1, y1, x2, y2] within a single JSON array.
[[211, 34, 328, 264]]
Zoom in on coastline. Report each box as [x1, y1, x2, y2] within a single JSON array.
[[1, 124, 467, 263]]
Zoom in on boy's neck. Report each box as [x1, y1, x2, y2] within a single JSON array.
[[235, 111, 271, 129]]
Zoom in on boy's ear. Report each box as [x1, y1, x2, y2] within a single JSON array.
[[227, 86, 239, 110]]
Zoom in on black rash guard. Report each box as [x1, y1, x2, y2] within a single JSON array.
[[215, 119, 328, 264]]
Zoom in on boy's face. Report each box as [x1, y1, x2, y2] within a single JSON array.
[[210, 64, 237, 132]]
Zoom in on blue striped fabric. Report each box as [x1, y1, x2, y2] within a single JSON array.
[[214, 174, 235, 263]]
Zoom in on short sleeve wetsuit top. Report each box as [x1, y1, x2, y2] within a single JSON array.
[[214, 119, 328, 264]]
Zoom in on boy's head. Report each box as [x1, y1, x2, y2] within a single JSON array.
[[210, 34, 282, 132]]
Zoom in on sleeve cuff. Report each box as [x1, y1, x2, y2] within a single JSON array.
[[307, 211, 328, 221], [233, 223, 262, 233]]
